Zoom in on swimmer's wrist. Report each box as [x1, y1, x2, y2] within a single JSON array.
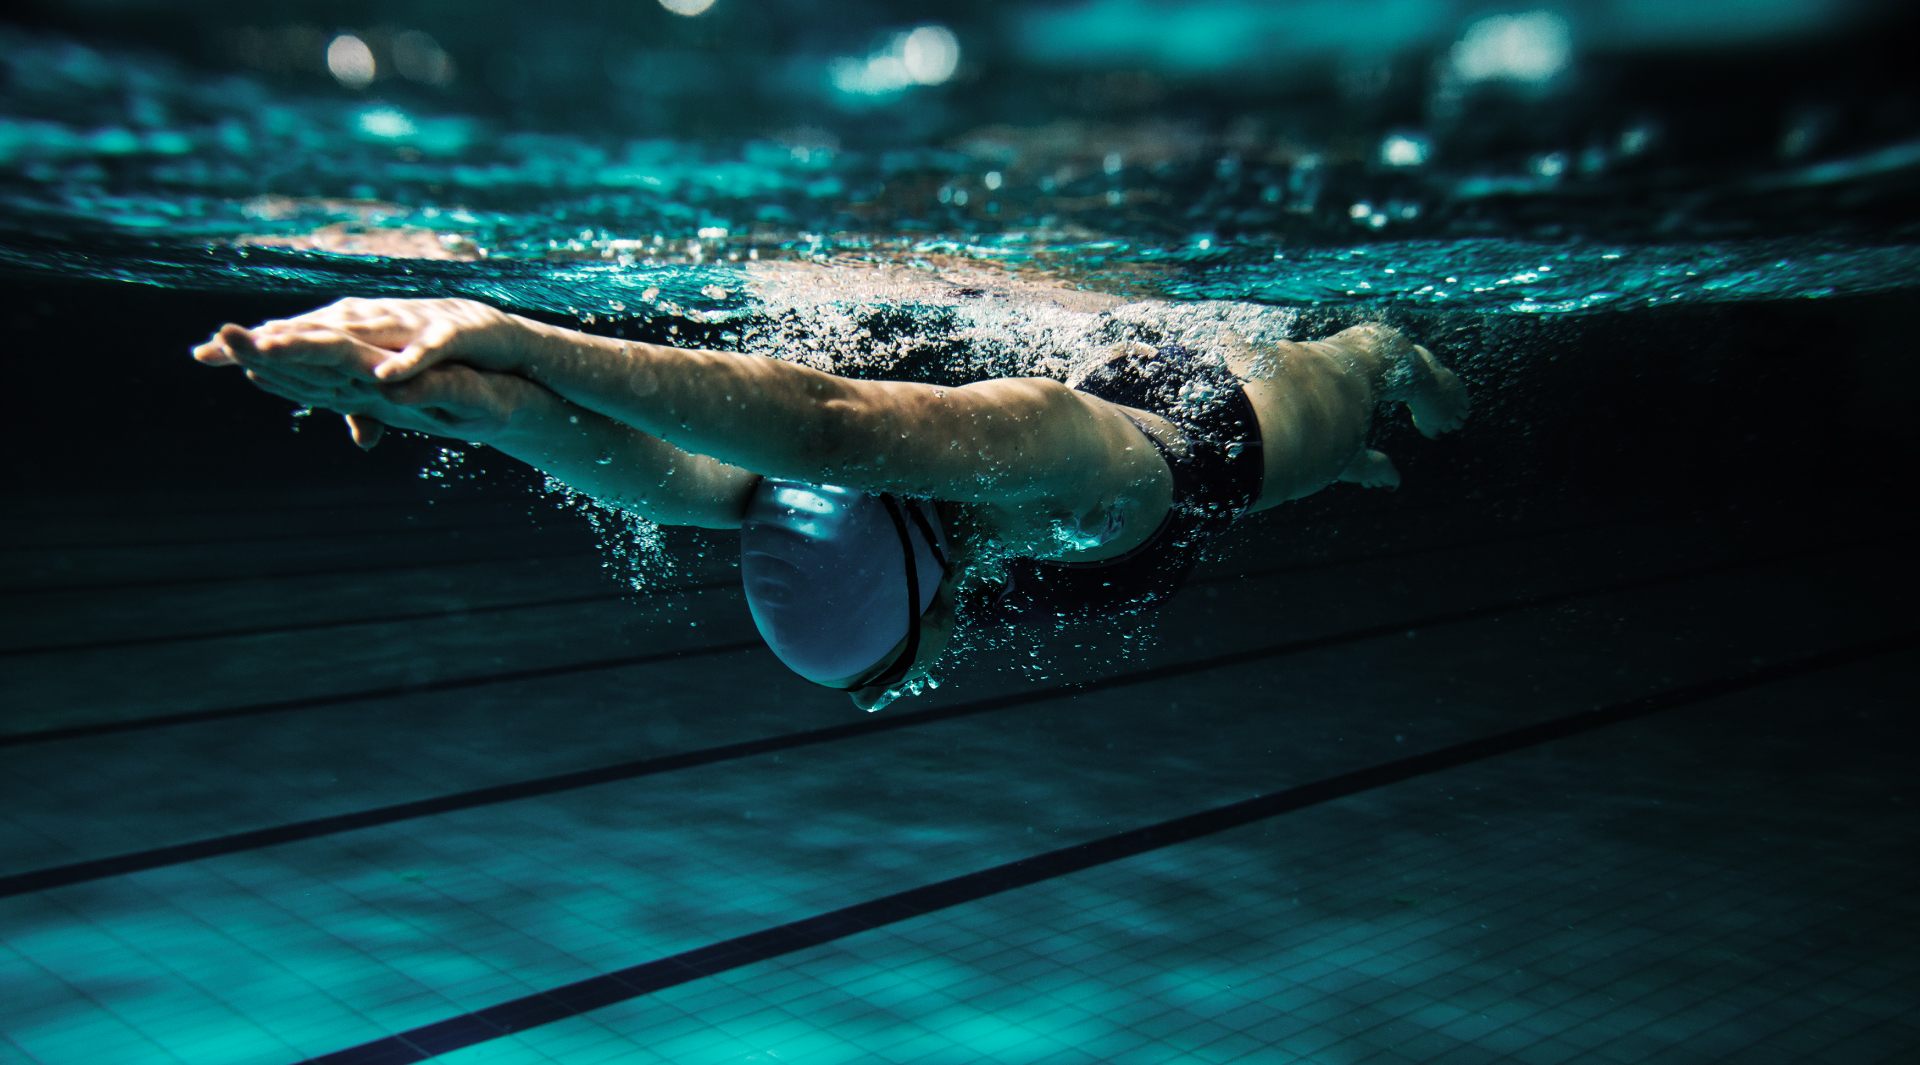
[[504, 314, 569, 378], [509, 317, 661, 400]]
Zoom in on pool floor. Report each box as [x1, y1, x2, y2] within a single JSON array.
[[0, 481, 1914, 1064]]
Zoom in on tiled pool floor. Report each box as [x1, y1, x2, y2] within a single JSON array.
[[2, 485, 1913, 1064]]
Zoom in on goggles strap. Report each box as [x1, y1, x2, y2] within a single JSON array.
[[843, 494, 923, 693]]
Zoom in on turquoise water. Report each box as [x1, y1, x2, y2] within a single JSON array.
[[4, 25, 1917, 322]]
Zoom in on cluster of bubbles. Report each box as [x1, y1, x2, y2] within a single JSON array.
[[728, 265, 1313, 689], [734, 262, 1300, 385], [540, 475, 674, 592], [417, 444, 474, 485]]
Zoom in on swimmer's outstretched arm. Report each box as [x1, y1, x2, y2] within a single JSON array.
[[242, 298, 1168, 511], [216, 299, 1464, 545], [195, 325, 756, 528]]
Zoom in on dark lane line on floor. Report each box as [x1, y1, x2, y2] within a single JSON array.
[[0, 641, 764, 751], [0, 578, 741, 658], [299, 635, 1918, 1065], [2, 534, 1896, 895], [0, 511, 1632, 658], [0, 545, 600, 597]]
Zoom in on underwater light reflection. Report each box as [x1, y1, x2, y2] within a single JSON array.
[[324, 33, 375, 90], [1448, 10, 1571, 85], [831, 24, 961, 98]]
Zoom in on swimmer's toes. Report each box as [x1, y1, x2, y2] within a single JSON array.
[[1339, 449, 1401, 490]]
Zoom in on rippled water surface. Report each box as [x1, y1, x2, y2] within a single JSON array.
[[4, 25, 1917, 323]]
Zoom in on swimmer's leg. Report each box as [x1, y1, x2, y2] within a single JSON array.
[[1337, 449, 1401, 490]]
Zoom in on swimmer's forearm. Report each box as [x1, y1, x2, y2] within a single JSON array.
[[484, 387, 756, 528], [512, 320, 841, 450]]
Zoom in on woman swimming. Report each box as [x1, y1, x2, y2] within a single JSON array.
[[193, 286, 1468, 709]]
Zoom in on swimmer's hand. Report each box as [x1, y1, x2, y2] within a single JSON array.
[[272, 297, 531, 382], [196, 321, 541, 449], [375, 362, 542, 439]]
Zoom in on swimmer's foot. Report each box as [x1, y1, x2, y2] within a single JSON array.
[[1402, 344, 1470, 439], [1338, 448, 1401, 490]]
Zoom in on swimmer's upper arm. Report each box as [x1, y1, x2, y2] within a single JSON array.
[[821, 375, 1167, 510]]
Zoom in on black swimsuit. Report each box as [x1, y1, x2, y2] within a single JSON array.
[[982, 346, 1266, 625]]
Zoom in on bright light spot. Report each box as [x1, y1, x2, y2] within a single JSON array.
[[984, 170, 1003, 190], [1380, 132, 1431, 168], [830, 55, 908, 96], [659, 0, 718, 16], [327, 34, 376, 89], [1619, 124, 1653, 156], [1451, 11, 1570, 84], [773, 487, 834, 514], [697, 226, 729, 238], [902, 26, 961, 84], [1103, 151, 1123, 175], [392, 30, 455, 86], [1349, 201, 1373, 219], [831, 25, 960, 96], [356, 107, 417, 140], [952, 189, 969, 206], [1531, 151, 1568, 178]]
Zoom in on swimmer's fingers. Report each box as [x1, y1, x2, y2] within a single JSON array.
[[375, 316, 461, 382], [344, 414, 386, 450], [244, 322, 393, 380], [280, 298, 428, 351], [243, 368, 337, 409], [237, 356, 451, 444], [240, 356, 366, 398], [192, 324, 249, 366], [242, 363, 380, 413], [195, 322, 285, 367]]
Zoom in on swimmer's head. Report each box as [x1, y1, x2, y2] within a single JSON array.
[[739, 478, 954, 706], [835, 577, 959, 711]]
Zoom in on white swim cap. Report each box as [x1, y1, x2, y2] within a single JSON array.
[[740, 479, 948, 687]]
